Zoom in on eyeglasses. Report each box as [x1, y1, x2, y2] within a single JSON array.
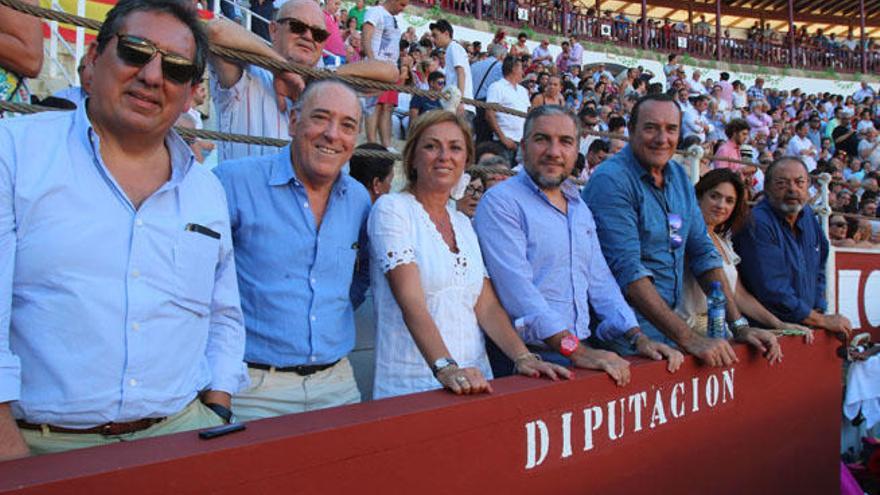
[[276, 17, 330, 43], [667, 213, 683, 250], [115, 34, 198, 84], [465, 185, 484, 199]]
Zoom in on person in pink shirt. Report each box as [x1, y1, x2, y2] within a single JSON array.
[[323, 0, 347, 59], [746, 101, 772, 139], [716, 72, 734, 106], [713, 118, 750, 172]]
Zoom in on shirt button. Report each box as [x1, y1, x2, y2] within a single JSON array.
[[310, 315, 317, 321], [310, 356, 317, 362], [129, 378, 138, 387], [131, 322, 140, 331], [135, 219, 144, 227], [310, 278, 316, 284], [131, 269, 140, 278], [303, 202, 309, 208]]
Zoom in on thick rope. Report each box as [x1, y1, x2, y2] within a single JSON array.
[[0, 101, 401, 160], [0, 0, 526, 116]]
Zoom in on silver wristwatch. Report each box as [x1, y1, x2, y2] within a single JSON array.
[[729, 316, 749, 334], [431, 357, 458, 376]]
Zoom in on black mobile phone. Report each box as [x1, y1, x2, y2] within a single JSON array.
[[198, 422, 246, 439]]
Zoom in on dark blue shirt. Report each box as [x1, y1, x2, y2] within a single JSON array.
[[410, 95, 443, 116], [733, 199, 828, 323], [582, 145, 721, 345]]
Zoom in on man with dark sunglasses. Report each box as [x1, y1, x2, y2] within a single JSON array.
[[583, 94, 782, 367], [0, 0, 247, 459], [206, 0, 398, 162]]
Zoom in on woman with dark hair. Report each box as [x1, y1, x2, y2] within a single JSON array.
[[679, 169, 814, 341]]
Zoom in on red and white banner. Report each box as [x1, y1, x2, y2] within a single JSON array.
[[835, 249, 880, 338]]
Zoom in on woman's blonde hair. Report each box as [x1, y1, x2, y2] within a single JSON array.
[[403, 110, 474, 189]]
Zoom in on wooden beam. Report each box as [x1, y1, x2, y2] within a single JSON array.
[[825, 0, 861, 15], [635, 0, 880, 28], [799, 0, 828, 13]]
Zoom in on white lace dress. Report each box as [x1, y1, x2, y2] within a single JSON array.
[[368, 192, 493, 399]]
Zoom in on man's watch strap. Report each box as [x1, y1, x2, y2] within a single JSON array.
[[205, 402, 235, 424], [729, 316, 750, 335], [431, 357, 459, 377]]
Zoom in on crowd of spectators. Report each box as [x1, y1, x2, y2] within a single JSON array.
[[0, 0, 875, 463]]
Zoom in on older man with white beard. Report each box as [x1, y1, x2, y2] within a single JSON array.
[[733, 157, 852, 336]]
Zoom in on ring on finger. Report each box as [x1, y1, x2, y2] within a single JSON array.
[[455, 375, 468, 384]]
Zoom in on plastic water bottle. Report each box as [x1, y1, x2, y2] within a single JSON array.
[[706, 281, 727, 339]]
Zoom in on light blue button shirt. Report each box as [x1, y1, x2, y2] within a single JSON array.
[[213, 146, 371, 367], [0, 104, 248, 428], [474, 171, 639, 345]]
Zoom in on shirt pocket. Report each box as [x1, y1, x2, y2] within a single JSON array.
[[174, 231, 221, 316]]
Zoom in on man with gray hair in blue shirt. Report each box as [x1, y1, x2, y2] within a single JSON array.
[[475, 105, 684, 387], [583, 94, 781, 366], [213, 80, 370, 421]]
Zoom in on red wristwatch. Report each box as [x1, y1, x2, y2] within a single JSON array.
[[559, 334, 580, 357]]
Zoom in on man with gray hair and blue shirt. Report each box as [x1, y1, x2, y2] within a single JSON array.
[[475, 105, 685, 387], [0, 0, 247, 459], [213, 80, 370, 421], [583, 94, 781, 366]]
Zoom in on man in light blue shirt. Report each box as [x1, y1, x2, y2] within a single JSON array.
[[0, 0, 247, 459], [582, 94, 781, 367], [213, 80, 370, 421], [475, 106, 683, 387]]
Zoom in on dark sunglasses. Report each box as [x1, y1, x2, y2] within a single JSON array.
[[115, 34, 198, 84], [831, 222, 847, 227], [667, 213, 683, 250], [276, 17, 330, 43]]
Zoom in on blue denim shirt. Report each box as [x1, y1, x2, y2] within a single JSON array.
[[0, 104, 248, 427], [474, 171, 638, 346], [733, 199, 828, 323], [213, 146, 371, 366], [582, 145, 722, 344]]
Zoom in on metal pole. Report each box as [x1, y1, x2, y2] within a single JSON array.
[[816, 173, 836, 313], [75, 0, 85, 76], [715, 0, 722, 61], [49, 20, 58, 78], [861, 0, 867, 73], [787, 0, 795, 67], [641, 0, 648, 49], [687, 1, 693, 33], [686, 144, 703, 184]]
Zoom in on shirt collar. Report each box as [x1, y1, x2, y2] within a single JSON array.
[[269, 144, 348, 196], [516, 167, 581, 203], [76, 98, 195, 185], [620, 144, 674, 185], [761, 197, 809, 228]]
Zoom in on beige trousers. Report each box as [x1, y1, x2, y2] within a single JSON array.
[[232, 357, 361, 422], [21, 399, 225, 455]]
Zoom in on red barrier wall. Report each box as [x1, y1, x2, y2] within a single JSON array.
[[836, 249, 880, 339], [0, 334, 841, 495]]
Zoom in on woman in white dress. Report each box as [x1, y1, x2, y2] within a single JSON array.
[[368, 111, 570, 399], [679, 169, 814, 342]]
